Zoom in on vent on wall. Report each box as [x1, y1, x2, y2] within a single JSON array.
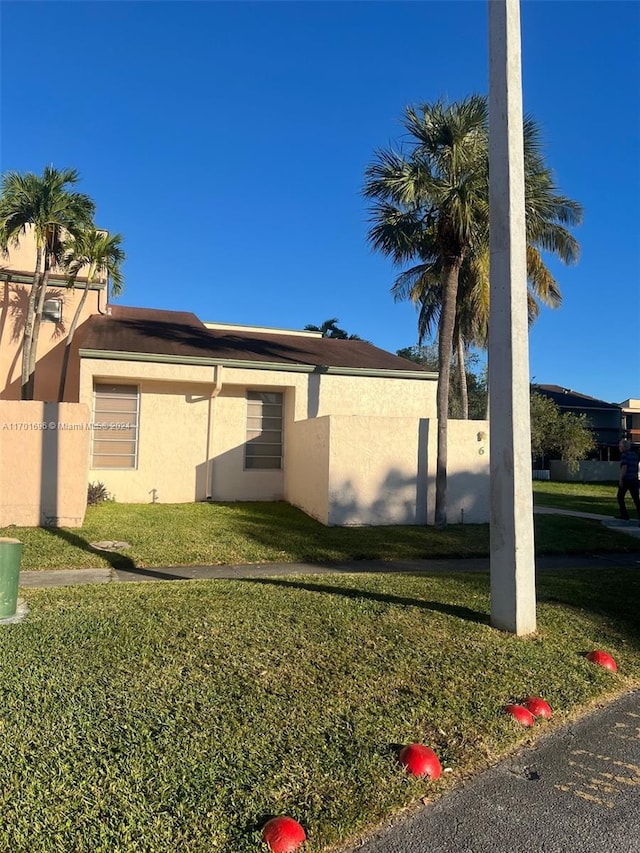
[[43, 298, 62, 323]]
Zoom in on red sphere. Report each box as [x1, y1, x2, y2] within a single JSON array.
[[586, 650, 617, 672], [398, 744, 442, 779], [262, 816, 306, 852], [524, 697, 553, 719], [505, 704, 535, 727]]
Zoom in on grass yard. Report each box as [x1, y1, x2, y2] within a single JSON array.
[[3, 498, 640, 571], [533, 480, 621, 516], [1, 568, 638, 852]]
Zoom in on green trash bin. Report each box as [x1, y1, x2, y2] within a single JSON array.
[[0, 538, 22, 619]]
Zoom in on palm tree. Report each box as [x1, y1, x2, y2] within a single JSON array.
[[392, 245, 556, 419], [57, 229, 125, 401], [364, 96, 582, 527], [0, 166, 95, 399], [304, 318, 362, 339]]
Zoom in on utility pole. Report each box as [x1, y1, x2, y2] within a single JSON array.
[[488, 0, 537, 635]]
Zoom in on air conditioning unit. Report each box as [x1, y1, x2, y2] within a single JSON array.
[[43, 298, 62, 323]]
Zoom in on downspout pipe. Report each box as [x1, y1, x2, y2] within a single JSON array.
[[205, 365, 224, 500]]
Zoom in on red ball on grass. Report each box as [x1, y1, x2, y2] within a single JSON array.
[[524, 697, 553, 719], [262, 816, 306, 852], [586, 650, 617, 672], [398, 744, 442, 779], [505, 704, 535, 727]]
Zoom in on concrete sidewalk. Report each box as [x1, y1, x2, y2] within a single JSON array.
[[17, 505, 640, 589], [535, 505, 640, 535], [18, 549, 640, 589]]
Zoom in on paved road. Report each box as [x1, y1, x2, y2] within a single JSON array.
[[347, 690, 640, 853]]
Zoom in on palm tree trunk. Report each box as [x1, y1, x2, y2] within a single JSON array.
[[484, 375, 490, 420], [456, 335, 469, 420], [58, 281, 90, 402], [26, 262, 51, 400], [20, 246, 43, 400], [434, 258, 462, 528]]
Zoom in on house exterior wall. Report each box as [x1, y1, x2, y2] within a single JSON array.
[[79, 359, 215, 503], [209, 384, 285, 501], [1, 225, 107, 403], [216, 366, 438, 421], [444, 419, 491, 524], [580, 408, 623, 449], [325, 416, 429, 525], [0, 400, 90, 527], [0, 281, 103, 402], [78, 357, 439, 510], [322, 416, 490, 526], [0, 225, 107, 282], [285, 416, 331, 524], [311, 372, 437, 419]]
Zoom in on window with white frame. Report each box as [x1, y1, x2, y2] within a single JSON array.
[[92, 383, 139, 469], [245, 391, 283, 469]]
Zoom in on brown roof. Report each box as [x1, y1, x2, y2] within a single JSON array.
[[80, 305, 432, 374], [532, 384, 620, 410]]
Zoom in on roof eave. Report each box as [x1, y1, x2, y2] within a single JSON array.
[[79, 348, 437, 379]]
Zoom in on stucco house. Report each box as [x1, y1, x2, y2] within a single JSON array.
[[1, 228, 490, 527]]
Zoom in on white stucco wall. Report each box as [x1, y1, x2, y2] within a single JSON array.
[[78, 357, 489, 525], [208, 384, 286, 501], [0, 401, 90, 526], [285, 416, 330, 524], [218, 367, 437, 420], [285, 415, 489, 527], [444, 420, 490, 524], [326, 416, 430, 526], [79, 360, 214, 503], [79, 358, 438, 506]]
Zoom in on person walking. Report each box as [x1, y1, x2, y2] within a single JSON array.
[[616, 438, 640, 524]]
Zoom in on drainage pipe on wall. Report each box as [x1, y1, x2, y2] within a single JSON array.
[[205, 365, 224, 500]]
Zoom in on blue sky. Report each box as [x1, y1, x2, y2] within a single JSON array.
[[1, 1, 638, 404]]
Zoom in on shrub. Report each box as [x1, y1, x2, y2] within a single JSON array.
[[87, 482, 111, 506]]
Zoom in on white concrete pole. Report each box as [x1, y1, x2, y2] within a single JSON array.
[[488, 0, 537, 635]]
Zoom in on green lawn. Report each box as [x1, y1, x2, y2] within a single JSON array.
[[3, 498, 640, 571], [533, 480, 621, 516], [1, 568, 638, 852]]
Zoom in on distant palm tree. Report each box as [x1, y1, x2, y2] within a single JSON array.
[[0, 166, 95, 398], [304, 318, 362, 339], [58, 229, 125, 401], [364, 96, 581, 527]]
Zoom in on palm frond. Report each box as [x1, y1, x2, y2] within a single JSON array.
[[363, 95, 581, 359], [61, 229, 125, 294], [526, 246, 562, 307], [0, 166, 95, 262]]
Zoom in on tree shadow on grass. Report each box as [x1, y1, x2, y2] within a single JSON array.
[[41, 526, 189, 580], [236, 577, 490, 626], [537, 568, 640, 646], [41, 525, 136, 571]]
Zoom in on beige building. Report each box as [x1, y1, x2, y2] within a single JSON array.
[[621, 399, 640, 447], [77, 306, 490, 525], [1, 234, 490, 526], [1, 226, 107, 403]]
